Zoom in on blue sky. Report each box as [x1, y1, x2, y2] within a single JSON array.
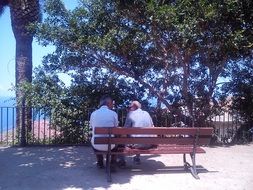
[[0, 0, 78, 98]]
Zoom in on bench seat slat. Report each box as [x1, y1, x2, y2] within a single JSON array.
[[95, 145, 206, 155], [95, 127, 213, 136], [94, 137, 211, 146]]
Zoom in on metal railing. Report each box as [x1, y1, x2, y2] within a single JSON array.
[[0, 106, 250, 146], [0, 107, 16, 145]]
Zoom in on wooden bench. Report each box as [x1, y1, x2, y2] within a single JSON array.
[[94, 127, 213, 182]]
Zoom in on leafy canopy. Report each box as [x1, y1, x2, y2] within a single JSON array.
[[29, 0, 253, 126]]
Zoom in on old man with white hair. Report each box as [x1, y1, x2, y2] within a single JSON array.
[[124, 100, 155, 164]]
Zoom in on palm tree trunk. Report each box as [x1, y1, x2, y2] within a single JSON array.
[[10, 0, 39, 146], [15, 35, 33, 146]]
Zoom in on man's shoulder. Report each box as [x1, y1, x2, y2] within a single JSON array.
[[92, 107, 117, 115], [108, 109, 118, 115], [141, 110, 152, 118], [139, 109, 149, 114], [91, 109, 99, 115]]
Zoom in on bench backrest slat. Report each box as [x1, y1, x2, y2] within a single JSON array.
[[94, 127, 213, 146]]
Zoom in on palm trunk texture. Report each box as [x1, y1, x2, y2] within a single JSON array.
[[10, 0, 39, 146]]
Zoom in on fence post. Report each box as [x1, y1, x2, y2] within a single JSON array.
[[20, 106, 26, 146]]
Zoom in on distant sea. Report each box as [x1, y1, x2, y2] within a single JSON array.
[[0, 96, 16, 107], [0, 96, 16, 132]]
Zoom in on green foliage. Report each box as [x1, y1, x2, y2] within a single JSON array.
[[29, 0, 253, 134], [221, 58, 253, 124], [21, 65, 148, 143], [0, 0, 9, 15]]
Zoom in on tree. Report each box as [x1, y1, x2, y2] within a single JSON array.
[[218, 57, 253, 143], [222, 58, 253, 123], [21, 66, 149, 143], [0, 0, 8, 15], [33, 0, 252, 126], [0, 0, 40, 146]]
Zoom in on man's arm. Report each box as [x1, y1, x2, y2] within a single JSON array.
[[89, 112, 95, 139], [89, 112, 94, 129], [147, 112, 154, 127], [124, 113, 132, 128], [113, 112, 119, 127]]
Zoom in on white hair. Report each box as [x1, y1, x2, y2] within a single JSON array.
[[130, 101, 141, 109]]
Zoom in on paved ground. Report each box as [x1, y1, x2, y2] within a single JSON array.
[[0, 143, 253, 190]]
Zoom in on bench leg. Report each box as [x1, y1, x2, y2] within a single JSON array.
[[189, 153, 200, 179], [183, 153, 200, 179], [183, 154, 190, 170], [106, 154, 112, 182]]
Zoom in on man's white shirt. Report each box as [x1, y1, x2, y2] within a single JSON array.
[[90, 106, 118, 151], [124, 108, 154, 137]]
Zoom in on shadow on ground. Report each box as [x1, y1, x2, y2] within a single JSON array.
[[0, 146, 210, 190]]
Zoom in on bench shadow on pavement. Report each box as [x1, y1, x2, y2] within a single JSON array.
[[0, 146, 213, 190], [115, 155, 210, 176]]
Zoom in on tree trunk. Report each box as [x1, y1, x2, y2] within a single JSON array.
[[15, 36, 33, 146], [9, 0, 39, 146]]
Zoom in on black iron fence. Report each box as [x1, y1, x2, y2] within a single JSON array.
[[0, 107, 16, 145], [0, 106, 251, 146]]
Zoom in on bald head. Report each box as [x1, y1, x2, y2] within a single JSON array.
[[129, 101, 141, 111]]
